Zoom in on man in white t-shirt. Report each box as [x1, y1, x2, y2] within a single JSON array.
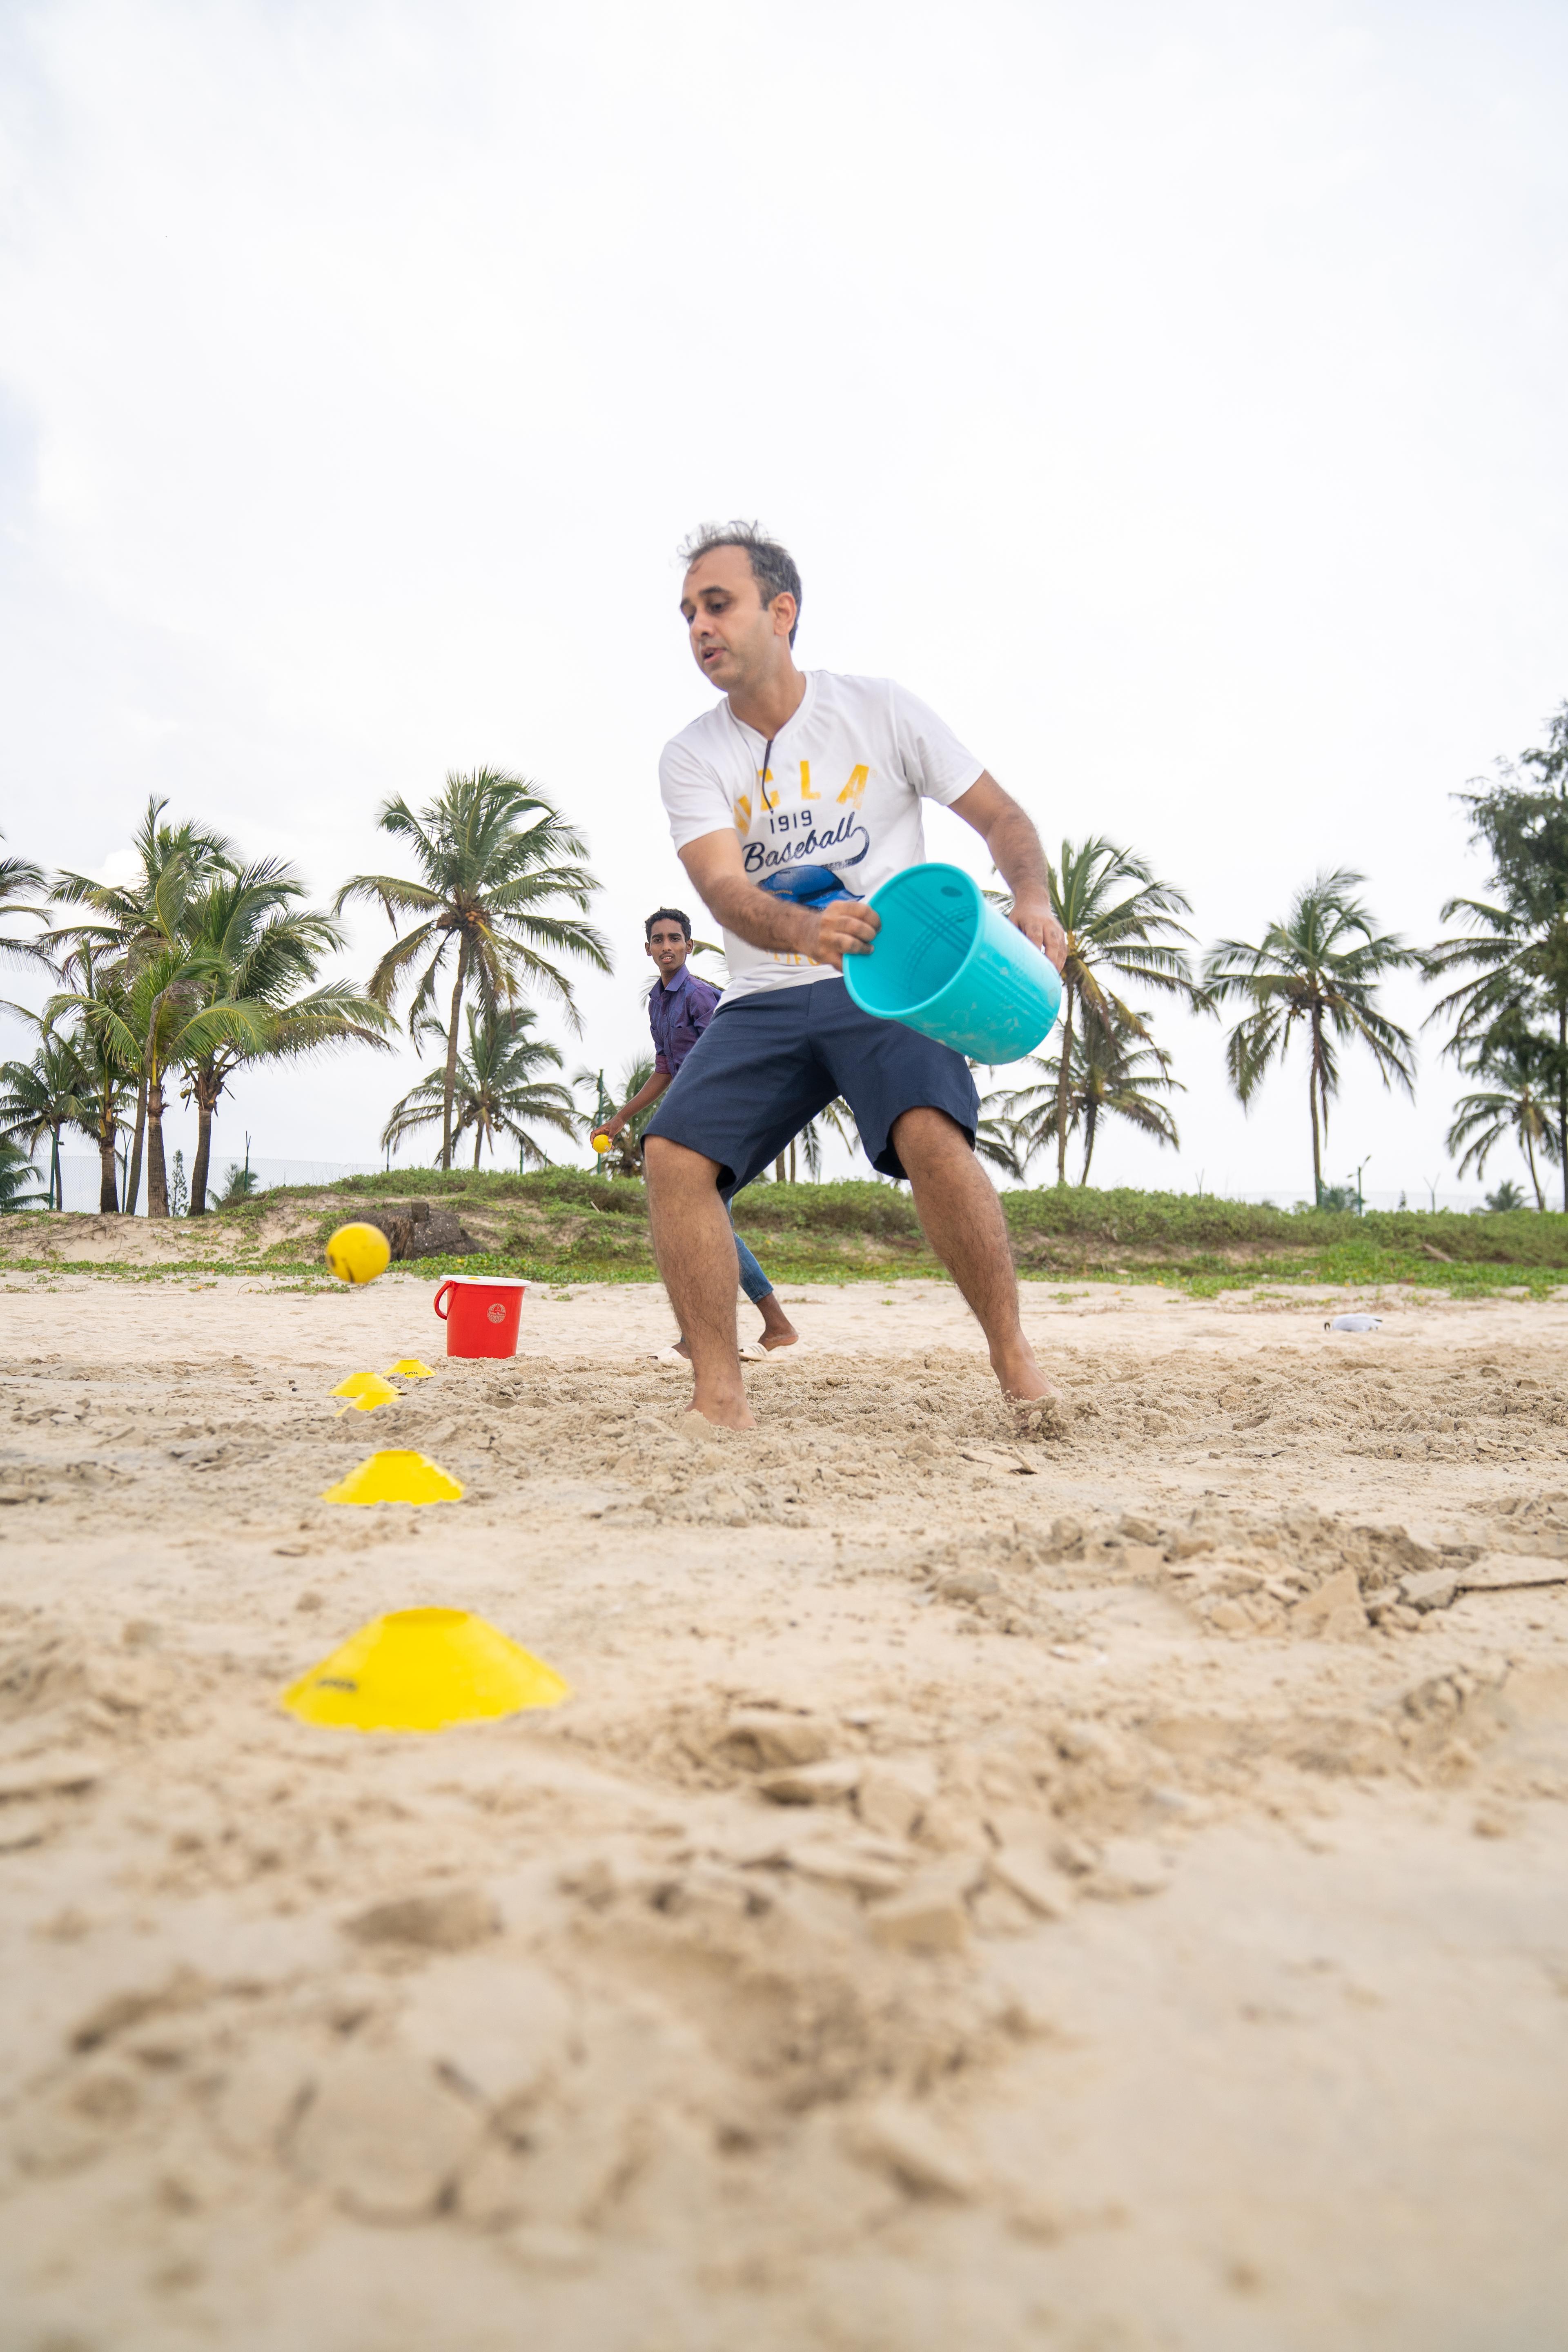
[[643, 521, 1068, 1431]]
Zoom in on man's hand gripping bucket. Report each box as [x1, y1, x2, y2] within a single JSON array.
[[842, 862, 1061, 1062]]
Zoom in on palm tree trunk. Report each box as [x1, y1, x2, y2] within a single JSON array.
[[189, 1075, 216, 1215], [125, 1071, 148, 1215], [1309, 1011, 1324, 1200], [1054, 987, 1076, 1185], [1559, 1003, 1567, 1214], [98, 1129, 119, 1213], [473, 1125, 483, 1170], [442, 943, 468, 1174], [145, 1073, 169, 1218], [1524, 1119, 1544, 1214], [1079, 1096, 1098, 1186], [49, 1124, 62, 1210], [774, 1154, 787, 1183]]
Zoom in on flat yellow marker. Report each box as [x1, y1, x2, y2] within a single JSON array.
[[386, 1358, 437, 1379], [280, 1606, 569, 1732], [322, 1449, 463, 1506], [331, 1372, 400, 1412]]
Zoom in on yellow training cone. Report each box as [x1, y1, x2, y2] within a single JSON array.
[[280, 1606, 569, 1732], [332, 1372, 401, 1412], [321, 1449, 464, 1506], [386, 1358, 437, 1379]]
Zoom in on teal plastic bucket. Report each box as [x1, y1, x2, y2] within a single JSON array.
[[842, 863, 1061, 1061]]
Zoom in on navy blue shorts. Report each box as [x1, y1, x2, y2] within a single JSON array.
[[641, 978, 979, 1193]]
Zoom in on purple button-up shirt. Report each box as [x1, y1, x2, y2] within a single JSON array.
[[649, 964, 722, 1077]]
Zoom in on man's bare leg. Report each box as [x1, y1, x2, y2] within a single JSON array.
[[643, 1137, 755, 1429], [892, 1106, 1063, 1405]]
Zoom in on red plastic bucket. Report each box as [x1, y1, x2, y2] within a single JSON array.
[[432, 1275, 526, 1359]]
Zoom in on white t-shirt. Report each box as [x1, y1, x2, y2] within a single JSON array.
[[658, 670, 984, 1001]]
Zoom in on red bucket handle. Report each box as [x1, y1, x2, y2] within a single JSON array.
[[432, 1279, 457, 1321]]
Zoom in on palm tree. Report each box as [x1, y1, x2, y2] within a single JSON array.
[[991, 1012, 1182, 1185], [54, 947, 267, 1217], [1445, 1031, 1557, 1212], [1425, 706, 1568, 1207], [60, 957, 139, 1212], [49, 797, 232, 1212], [0, 841, 49, 975], [796, 1097, 861, 1181], [572, 1053, 659, 1178], [1075, 1023, 1181, 1184], [0, 1136, 45, 1212], [1024, 840, 1198, 1183], [1203, 871, 1417, 1200], [337, 770, 610, 1172], [387, 1006, 580, 1169], [0, 1019, 90, 1210], [178, 862, 392, 1213]]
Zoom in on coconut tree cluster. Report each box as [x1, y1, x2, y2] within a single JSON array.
[[4, 704, 1568, 1208], [0, 804, 391, 1216], [968, 702, 1568, 1203]]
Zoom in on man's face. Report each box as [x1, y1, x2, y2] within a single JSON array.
[[646, 920, 690, 979], [679, 545, 793, 693]]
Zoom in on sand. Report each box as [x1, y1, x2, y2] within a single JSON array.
[[1, 1267, 1566, 2351]]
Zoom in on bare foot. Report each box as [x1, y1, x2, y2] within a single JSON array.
[[686, 1394, 757, 1431], [1011, 1387, 1072, 1438], [989, 1337, 1071, 1431], [757, 1299, 799, 1351]]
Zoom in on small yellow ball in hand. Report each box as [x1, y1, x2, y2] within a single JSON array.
[[325, 1222, 392, 1285]]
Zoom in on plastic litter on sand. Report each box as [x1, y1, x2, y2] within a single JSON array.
[[280, 1606, 569, 1731], [1327, 1314, 1383, 1333], [386, 1358, 437, 1379], [321, 1450, 464, 1506], [324, 1222, 392, 1285]]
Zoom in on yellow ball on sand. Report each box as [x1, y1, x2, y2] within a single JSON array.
[[325, 1221, 392, 1285]]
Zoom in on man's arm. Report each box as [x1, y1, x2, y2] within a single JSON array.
[[948, 774, 1067, 971], [601, 1068, 670, 1142], [677, 832, 879, 971]]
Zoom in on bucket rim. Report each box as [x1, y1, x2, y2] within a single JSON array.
[[849, 861, 985, 1022], [440, 1275, 528, 1288]]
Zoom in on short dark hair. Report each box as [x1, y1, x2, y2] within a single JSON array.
[[679, 520, 802, 647], [645, 906, 692, 942]]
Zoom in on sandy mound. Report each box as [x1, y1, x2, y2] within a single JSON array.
[[0, 1277, 1565, 2348]]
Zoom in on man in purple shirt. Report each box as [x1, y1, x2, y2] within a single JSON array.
[[600, 908, 797, 1353]]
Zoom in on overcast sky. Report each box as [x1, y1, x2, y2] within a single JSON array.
[[2, 0, 1566, 1205]]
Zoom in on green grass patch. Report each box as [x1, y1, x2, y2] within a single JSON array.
[[7, 1176, 1568, 1296]]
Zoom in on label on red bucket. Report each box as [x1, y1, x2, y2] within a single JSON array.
[[432, 1276, 526, 1358]]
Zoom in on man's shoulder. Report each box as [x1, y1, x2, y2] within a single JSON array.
[[809, 672, 931, 728], [661, 701, 737, 771]]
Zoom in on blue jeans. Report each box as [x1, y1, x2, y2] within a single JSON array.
[[732, 1218, 773, 1305]]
